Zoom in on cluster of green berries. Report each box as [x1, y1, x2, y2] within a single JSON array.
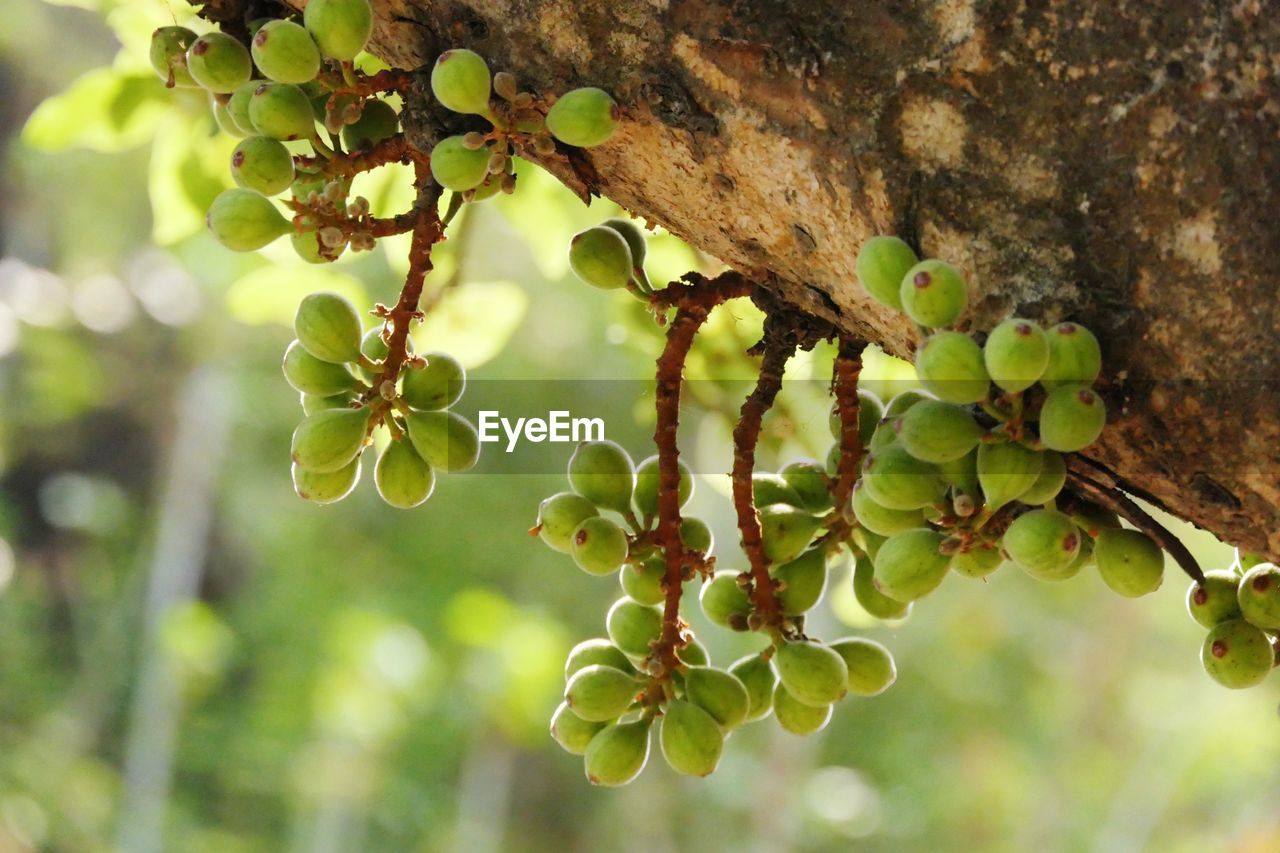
[[428, 48, 620, 197], [1187, 555, 1280, 689], [567, 216, 654, 297], [284, 291, 476, 506]]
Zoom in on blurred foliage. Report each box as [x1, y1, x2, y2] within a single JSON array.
[[0, 1, 1276, 852]]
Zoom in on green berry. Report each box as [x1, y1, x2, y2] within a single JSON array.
[[773, 547, 828, 615], [683, 666, 750, 730], [211, 94, 250, 138], [567, 440, 635, 514], [150, 27, 199, 88], [853, 554, 911, 620], [772, 684, 832, 735], [1237, 563, 1280, 630], [564, 638, 635, 679], [729, 654, 777, 722], [537, 492, 599, 553], [300, 393, 356, 417], [883, 390, 934, 418], [620, 558, 665, 605], [856, 235, 917, 311], [568, 226, 633, 290], [282, 339, 358, 396], [291, 228, 342, 264], [227, 81, 259, 134], [681, 517, 714, 556], [951, 545, 1004, 579], [546, 87, 620, 147], [861, 445, 945, 510], [291, 458, 361, 504], [252, 20, 321, 85], [404, 410, 480, 473], [829, 637, 896, 696], [357, 327, 409, 383], [938, 448, 980, 497], [583, 720, 650, 786], [570, 516, 629, 576], [1018, 450, 1067, 505], [633, 455, 692, 517], [873, 528, 952, 602], [565, 664, 640, 722], [976, 441, 1043, 510], [600, 217, 647, 266], [304, 0, 374, 61], [678, 638, 709, 667], [295, 291, 363, 364], [1041, 322, 1102, 390], [1002, 509, 1080, 579], [430, 48, 492, 115], [402, 351, 465, 410], [895, 400, 983, 464], [341, 99, 399, 150], [660, 700, 723, 777], [290, 407, 371, 473], [699, 571, 750, 630], [759, 506, 823, 565], [900, 259, 968, 328], [429, 135, 490, 191], [230, 136, 295, 196], [851, 483, 925, 536], [1095, 528, 1164, 597], [605, 597, 662, 658], [1039, 385, 1106, 452], [774, 640, 848, 707], [1201, 619, 1274, 689], [206, 188, 290, 251], [1069, 502, 1123, 538], [249, 82, 316, 140], [984, 319, 1050, 393], [779, 460, 833, 512], [550, 702, 608, 755], [753, 473, 803, 508], [374, 440, 435, 508], [915, 331, 990, 404], [1186, 569, 1244, 628], [186, 32, 251, 93]]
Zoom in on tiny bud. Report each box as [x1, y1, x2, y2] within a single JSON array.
[[493, 71, 518, 101], [953, 494, 976, 517], [462, 131, 487, 150], [319, 227, 346, 248], [734, 573, 752, 589], [939, 536, 962, 556], [727, 613, 750, 632], [487, 151, 508, 174], [533, 133, 556, 156], [746, 611, 765, 632], [500, 173, 517, 193], [514, 92, 534, 109], [379, 380, 396, 400]]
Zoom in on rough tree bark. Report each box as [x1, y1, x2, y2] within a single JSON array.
[[256, 1, 1280, 559]]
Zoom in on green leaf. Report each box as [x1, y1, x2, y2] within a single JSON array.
[[148, 114, 234, 245], [22, 65, 169, 153], [225, 266, 368, 327], [411, 281, 527, 369]]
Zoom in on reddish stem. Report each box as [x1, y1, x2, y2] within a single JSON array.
[[830, 339, 866, 511]]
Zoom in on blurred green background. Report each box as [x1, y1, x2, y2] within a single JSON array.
[[0, 2, 1277, 851]]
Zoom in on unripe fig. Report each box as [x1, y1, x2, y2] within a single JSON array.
[[206, 188, 290, 251], [605, 597, 662, 658], [633, 454, 693, 517], [567, 440, 635, 514], [601, 217, 648, 266], [546, 87, 620, 147], [660, 700, 723, 777], [829, 637, 896, 696], [304, 0, 374, 61], [282, 339, 358, 396], [583, 720, 650, 786], [1041, 322, 1102, 390], [873, 528, 952, 602], [186, 32, 251, 93], [568, 226, 633, 290], [1068, 501, 1123, 538], [402, 351, 465, 410], [252, 20, 321, 84], [759, 506, 823, 565], [290, 407, 371, 473], [984, 319, 1050, 393], [231, 136, 295, 196], [404, 410, 480, 473], [227, 81, 259, 134], [938, 448, 980, 497], [291, 458, 360, 503], [753, 473, 803, 508], [700, 571, 751, 629], [900, 259, 968, 328], [1201, 619, 1274, 689], [883, 390, 934, 418], [856, 235, 917, 310], [565, 664, 640, 722], [1002, 509, 1080, 578], [565, 638, 635, 680], [729, 654, 777, 722], [1017, 450, 1066, 505], [300, 393, 356, 417], [853, 554, 911, 619], [1038, 385, 1106, 452], [291, 228, 342, 264], [571, 516, 629, 576], [772, 684, 832, 735], [779, 460, 833, 512], [430, 48, 492, 114], [1095, 528, 1164, 597], [341, 99, 400, 150], [295, 291, 363, 364], [681, 517, 714, 556], [550, 701, 608, 755], [861, 445, 945, 510], [773, 547, 828, 615], [150, 27, 199, 88], [211, 94, 248, 138], [684, 666, 750, 730], [620, 558, 665, 606], [774, 640, 848, 707], [915, 331, 990, 404], [536, 492, 598, 553], [249, 82, 315, 141], [429, 135, 490, 191], [1237, 563, 1280, 630], [976, 441, 1043, 510], [951, 545, 1004, 579], [851, 482, 924, 536], [678, 638, 710, 667], [896, 399, 983, 464], [357, 327, 408, 383], [374, 440, 435, 508], [1186, 569, 1244, 629]]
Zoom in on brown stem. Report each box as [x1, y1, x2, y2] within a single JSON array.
[[830, 338, 866, 512], [319, 67, 414, 97], [298, 135, 428, 178]]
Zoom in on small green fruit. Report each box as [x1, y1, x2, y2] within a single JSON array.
[[633, 454, 693, 517], [571, 516, 629, 576], [915, 331, 990, 404], [1038, 385, 1106, 452], [568, 440, 635, 514], [829, 637, 896, 696], [537, 492, 599, 553], [401, 351, 465, 410], [206, 188, 291, 251], [564, 638, 635, 679], [1002, 509, 1080, 578], [341, 99, 399, 150], [856, 235, 917, 311], [430, 48, 492, 115], [568, 226, 633, 290], [900, 259, 968, 328], [291, 228, 342, 264], [699, 571, 750, 630], [884, 390, 934, 418], [774, 640, 848, 707], [1237, 563, 1280, 630], [546, 87, 620, 147], [211, 94, 249, 138], [678, 639, 709, 667], [252, 20, 321, 84], [430, 135, 491, 191], [282, 339, 358, 396], [300, 393, 355, 417], [295, 291, 363, 364], [1186, 569, 1244, 629], [729, 654, 777, 722], [683, 666, 750, 730], [231, 136, 295, 196], [660, 700, 723, 777], [550, 702, 608, 755], [681, 517, 714, 556], [952, 545, 1004, 579], [291, 458, 361, 503], [290, 407, 371, 473], [1069, 501, 1123, 538], [605, 597, 662, 658], [304, 0, 374, 61], [773, 547, 828, 615], [583, 720, 650, 786], [357, 327, 409, 383], [861, 445, 945, 510], [851, 483, 924, 536], [1095, 528, 1164, 597], [1018, 451, 1067, 505], [976, 441, 1043, 510], [150, 27, 199, 88], [753, 473, 803, 508], [772, 684, 832, 735], [186, 32, 251, 93], [565, 664, 639, 722], [1201, 619, 1274, 689], [853, 554, 911, 619], [1041, 322, 1102, 390], [374, 440, 436, 508], [873, 528, 952, 602], [601, 217, 647, 266], [227, 81, 259, 134], [938, 448, 980, 497], [759, 506, 823, 565], [620, 558, 666, 605], [984, 319, 1050, 393], [779, 460, 833, 512], [249, 82, 316, 140], [404, 410, 481, 472], [896, 400, 983, 464]]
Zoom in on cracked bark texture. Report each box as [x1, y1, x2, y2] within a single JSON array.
[[270, 0, 1279, 559]]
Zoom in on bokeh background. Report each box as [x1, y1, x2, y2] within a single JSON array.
[[0, 2, 1277, 851]]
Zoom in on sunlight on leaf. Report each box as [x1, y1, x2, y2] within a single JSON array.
[[225, 265, 367, 327], [148, 114, 234, 245], [493, 162, 612, 279], [22, 65, 170, 153], [411, 281, 527, 369]]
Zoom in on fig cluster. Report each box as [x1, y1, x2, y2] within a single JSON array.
[[568, 217, 654, 296], [1188, 556, 1280, 689]]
